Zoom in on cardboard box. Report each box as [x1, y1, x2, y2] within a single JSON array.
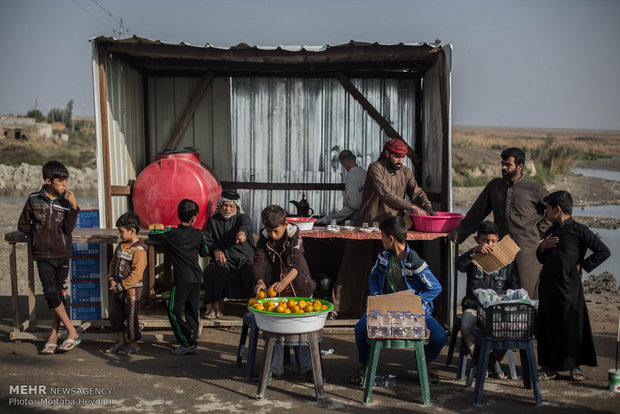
[[366, 290, 427, 339], [470, 234, 521, 274]]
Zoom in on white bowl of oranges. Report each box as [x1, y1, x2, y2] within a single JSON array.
[[248, 295, 333, 334]]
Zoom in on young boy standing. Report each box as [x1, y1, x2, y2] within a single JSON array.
[[106, 212, 147, 354], [456, 221, 520, 379], [252, 204, 317, 379], [148, 199, 208, 355], [351, 216, 446, 384], [18, 161, 80, 353], [536, 190, 610, 381]]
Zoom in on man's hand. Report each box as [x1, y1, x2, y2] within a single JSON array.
[[576, 263, 583, 279], [214, 249, 227, 265], [410, 205, 429, 216], [64, 189, 78, 210], [448, 229, 459, 243], [539, 234, 559, 252], [236, 231, 247, 243], [109, 280, 117, 292]]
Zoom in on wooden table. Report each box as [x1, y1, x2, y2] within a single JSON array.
[[298, 226, 447, 241], [5, 228, 163, 337]]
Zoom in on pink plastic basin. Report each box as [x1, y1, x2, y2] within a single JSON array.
[[410, 212, 464, 233], [285, 217, 317, 231]]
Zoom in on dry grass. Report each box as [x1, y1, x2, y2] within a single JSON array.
[[453, 126, 620, 157]]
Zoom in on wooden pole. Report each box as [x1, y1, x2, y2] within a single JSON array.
[[165, 71, 214, 151], [336, 72, 422, 165], [10, 242, 19, 333], [98, 46, 113, 228], [27, 243, 36, 329], [437, 51, 450, 211]]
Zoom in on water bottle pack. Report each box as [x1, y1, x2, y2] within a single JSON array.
[[367, 310, 426, 339]]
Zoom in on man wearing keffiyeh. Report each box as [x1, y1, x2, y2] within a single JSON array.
[[202, 190, 255, 319]]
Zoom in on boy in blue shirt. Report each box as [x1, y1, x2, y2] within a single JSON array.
[[351, 216, 446, 384]]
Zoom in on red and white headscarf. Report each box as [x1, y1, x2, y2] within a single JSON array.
[[378, 138, 408, 160]]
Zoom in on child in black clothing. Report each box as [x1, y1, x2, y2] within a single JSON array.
[[18, 161, 80, 354], [148, 199, 208, 355], [537, 190, 610, 381], [455, 221, 520, 379]]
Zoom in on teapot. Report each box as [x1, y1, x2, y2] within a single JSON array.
[[289, 193, 314, 217]]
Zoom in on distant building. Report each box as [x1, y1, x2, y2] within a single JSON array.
[[0, 115, 53, 141]]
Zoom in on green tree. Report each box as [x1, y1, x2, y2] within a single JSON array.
[[47, 108, 64, 125], [27, 109, 46, 122], [63, 99, 73, 128]]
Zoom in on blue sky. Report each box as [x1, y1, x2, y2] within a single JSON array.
[[1, 0, 619, 130]]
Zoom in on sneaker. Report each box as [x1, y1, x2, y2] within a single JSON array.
[[172, 345, 198, 356]]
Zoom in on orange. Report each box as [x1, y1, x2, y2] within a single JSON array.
[[304, 304, 314, 313], [265, 300, 275, 309], [292, 305, 301, 313], [313, 301, 322, 311], [321, 305, 328, 310], [268, 288, 277, 298], [253, 303, 265, 311], [287, 299, 296, 308], [297, 299, 307, 309], [284, 308, 291, 313], [276, 304, 286, 313], [248, 298, 258, 306], [257, 290, 267, 299]]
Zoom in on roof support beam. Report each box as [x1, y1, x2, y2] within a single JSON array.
[[165, 71, 213, 151], [97, 46, 113, 228], [336, 72, 422, 165]]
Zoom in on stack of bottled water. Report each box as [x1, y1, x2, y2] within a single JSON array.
[[368, 310, 426, 339]]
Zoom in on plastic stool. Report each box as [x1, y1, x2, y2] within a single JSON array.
[[446, 313, 517, 380], [363, 338, 430, 405], [466, 331, 542, 406]]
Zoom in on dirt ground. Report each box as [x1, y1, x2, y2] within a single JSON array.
[[1, 140, 619, 412]]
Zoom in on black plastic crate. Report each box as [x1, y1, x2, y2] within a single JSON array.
[[477, 302, 535, 339]]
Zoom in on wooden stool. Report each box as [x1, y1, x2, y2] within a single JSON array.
[[363, 338, 430, 405], [446, 313, 517, 380], [256, 330, 324, 401], [466, 331, 542, 406]]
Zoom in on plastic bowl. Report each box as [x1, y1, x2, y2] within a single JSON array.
[[410, 212, 464, 233], [249, 297, 333, 334], [285, 217, 317, 231]]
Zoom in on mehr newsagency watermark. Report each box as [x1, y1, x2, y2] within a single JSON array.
[[8, 385, 113, 408]]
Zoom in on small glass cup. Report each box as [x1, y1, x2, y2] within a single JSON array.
[[344, 220, 352, 228], [372, 221, 379, 231], [362, 222, 369, 230], [330, 219, 337, 227]]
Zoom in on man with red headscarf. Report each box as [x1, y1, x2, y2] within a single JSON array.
[[330, 138, 434, 319], [355, 138, 433, 226]]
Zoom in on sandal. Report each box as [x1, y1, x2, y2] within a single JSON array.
[[203, 308, 222, 319], [489, 362, 507, 380], [58, 338, 81, 352], [104, 344, 123, 354], [327, 311, 337, 321], [428, 367, 440, 384], [538, 367, 558, 381], [570, 367, 585, 382], [119, 345, 140, 355], [349, 367, 365, 385], [41, 343, 57, 355]]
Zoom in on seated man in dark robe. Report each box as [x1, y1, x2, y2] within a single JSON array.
[[203, 191, 255, 319]]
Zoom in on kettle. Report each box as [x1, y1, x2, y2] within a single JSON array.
[[289, 193, 314, 217]]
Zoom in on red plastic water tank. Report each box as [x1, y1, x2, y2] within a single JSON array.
[[132, 149, 221, 231]]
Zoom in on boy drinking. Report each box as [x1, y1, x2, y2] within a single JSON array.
[[106, 212, 147, 354], [351, 216, 446, 384], [148, 199, 208, 355], [252, 205, 317, 379], [536, 190, 610, 381], [18, 161, 80, 353], [455, 221, 520, 379]]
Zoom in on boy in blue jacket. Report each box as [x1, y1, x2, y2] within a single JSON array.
[[351, 216, 446, 384]]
